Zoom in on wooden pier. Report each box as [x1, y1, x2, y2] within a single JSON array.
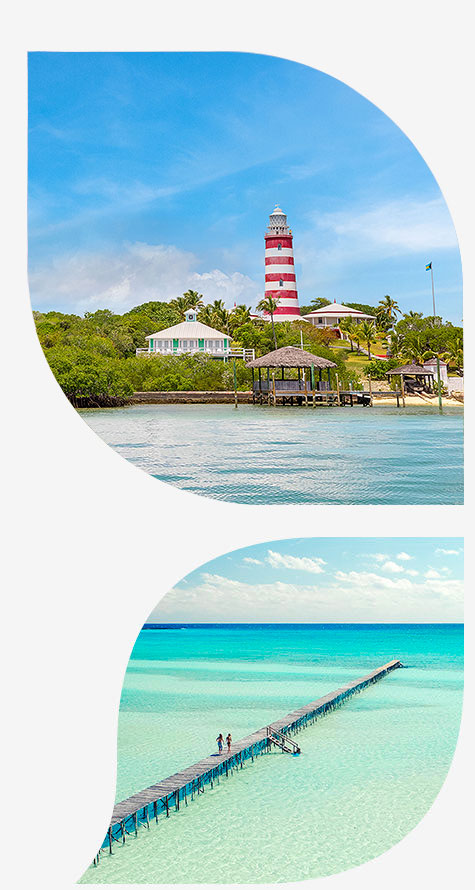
[[252, 384, 403, 408], [93, 659, 402, 866]]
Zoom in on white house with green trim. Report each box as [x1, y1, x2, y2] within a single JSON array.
[[144, 309, 231, 357]]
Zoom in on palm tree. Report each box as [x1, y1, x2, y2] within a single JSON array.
[[309, 297, 331, 310], [376, 295, 400, 330], [339, 317, 357, 351], [359, 320, 377, 358], [404, 311, 423, 328], [257, 294, 279, 350], [182, 290, 204, 310], [229, 304, 251, 333], [352, 323, 362, 352], [383, 329, 403, 358], [402, 331, 429, 365], [443, 335, 463, 374], [170, 292, 203, 318], [207, 300, 231, 333], [197, 305, 215, 326]]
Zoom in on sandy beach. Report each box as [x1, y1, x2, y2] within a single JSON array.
[[372, 394, 463, 408]]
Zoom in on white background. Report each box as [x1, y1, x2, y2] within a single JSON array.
[[1, 2, 473, 888]]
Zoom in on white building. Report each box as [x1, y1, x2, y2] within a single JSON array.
[[302, 301, 376, 329], [144, 309, 230, 356], [422, 356, 449, 386]]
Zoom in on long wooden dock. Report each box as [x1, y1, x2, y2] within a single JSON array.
[[93, 659, 402, 865]]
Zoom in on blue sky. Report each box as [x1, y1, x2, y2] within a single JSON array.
[[150, 538, 463, 623], [29, 53, 462, 322]]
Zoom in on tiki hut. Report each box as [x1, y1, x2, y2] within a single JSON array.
[[247, 346, 337, 403], [387, 362, 434, 394]]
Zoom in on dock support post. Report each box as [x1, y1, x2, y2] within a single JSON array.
[[368, 373, 373, 407], [336, 372, 341, 406], [272, 373, 276, 406], [108, 827, 112, 854], [121, 821, 125, 844], [154, 800, 158, 823], [165, 796, 169, 817], [133, 812, 137, 837], [400, 373, 406, 407]]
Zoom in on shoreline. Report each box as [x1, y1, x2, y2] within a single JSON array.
[[125, 390, 463, 408], [372, 394, 463, 408]]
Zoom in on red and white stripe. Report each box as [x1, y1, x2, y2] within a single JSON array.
[[263, 210, 301, 320]]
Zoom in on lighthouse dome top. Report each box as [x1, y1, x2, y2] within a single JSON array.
[[267, 204, 289, 235]]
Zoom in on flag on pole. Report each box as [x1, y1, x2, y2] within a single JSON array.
[[425, 262, 432, 271]]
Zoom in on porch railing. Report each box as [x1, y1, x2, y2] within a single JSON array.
[[253, 379, 330, 393], [136, 347, 255, 361]]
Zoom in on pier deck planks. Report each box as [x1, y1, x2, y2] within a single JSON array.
[[109, 659, 401, 828]]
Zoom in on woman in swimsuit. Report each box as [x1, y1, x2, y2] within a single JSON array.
[[226, 733, 232, 753], [216, 733, 224, 754]]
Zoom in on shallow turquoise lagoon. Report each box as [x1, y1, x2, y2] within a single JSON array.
[[80, 404, 463, 504], [81, 623, 463, 883]]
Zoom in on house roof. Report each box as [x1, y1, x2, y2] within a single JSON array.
[[302, 302, 376, 319], [247, 346, 336, 369], [146, 320, 227, 340], [387, 363, 434, 375], [423, 357, 448, 367]]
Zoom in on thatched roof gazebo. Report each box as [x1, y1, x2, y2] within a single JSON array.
[[247, 346, 337, 405], [387, 362, 434, 394]]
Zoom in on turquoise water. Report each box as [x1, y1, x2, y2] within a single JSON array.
[[80, 404, 463, 504], [81, 623, 463, 883]]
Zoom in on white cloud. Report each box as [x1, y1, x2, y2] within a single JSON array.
[[297, 196, 458, 288], [334, 570, 412, 590], [29, 241, 261, 314], [406, 570, 419, 577], [396, 552, 412, 561], [242, 557, 262, 566], [315, 197, 458, 255], [151, 570, 463, 623], [381, 561, 404, 574], [436, 548, 462, 556], [425, 569, 441, 579], [265, 550, 326, 575]]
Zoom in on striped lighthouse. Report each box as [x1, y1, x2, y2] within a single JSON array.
[[264, 205, 301, 321]]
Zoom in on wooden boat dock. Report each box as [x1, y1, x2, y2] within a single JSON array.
[[93, 659, 402, 866], [252, 381, 403, 407], [130, 388, 402, 406]]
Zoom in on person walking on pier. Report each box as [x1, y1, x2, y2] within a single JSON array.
[[216, 733, 224, 754], [226, 733, 232, 753]]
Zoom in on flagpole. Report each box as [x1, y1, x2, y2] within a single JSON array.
[[429, 263, 442, 411]]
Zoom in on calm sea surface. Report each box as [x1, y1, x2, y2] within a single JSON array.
[[81, 623, 463, 883], [80, 404, 463, 504]]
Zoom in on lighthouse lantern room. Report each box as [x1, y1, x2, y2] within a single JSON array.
[[264, 205, 302, 322]]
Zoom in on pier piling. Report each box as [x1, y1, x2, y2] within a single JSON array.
[[97, 660, 402, 865]]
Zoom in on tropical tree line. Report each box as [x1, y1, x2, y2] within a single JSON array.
[[35, 293, 360, 407], [34, 290, 462, 406]]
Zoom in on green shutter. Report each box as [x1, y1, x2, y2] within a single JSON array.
[[199, 338, 204, 349], [149, 338, 154, 351], [224, 338, 228, 349], [173, 339, 179, 351]]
